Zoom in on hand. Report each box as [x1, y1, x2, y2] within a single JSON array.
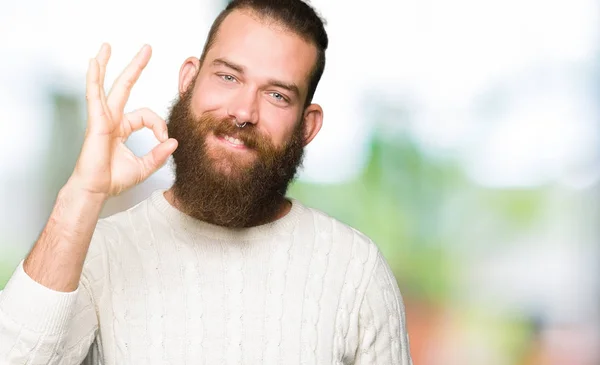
[[70, 43, 178, 197]]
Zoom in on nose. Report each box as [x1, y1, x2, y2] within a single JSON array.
[[227, 87, 259, 126]]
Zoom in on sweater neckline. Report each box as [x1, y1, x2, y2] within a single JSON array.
[[149, 189, 304, 240]]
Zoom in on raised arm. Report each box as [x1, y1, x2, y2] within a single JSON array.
[[0, 43, 177, 364]]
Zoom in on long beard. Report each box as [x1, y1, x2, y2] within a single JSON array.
[[166, 86, 305, 228]]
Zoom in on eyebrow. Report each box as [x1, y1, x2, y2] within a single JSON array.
[[212, 57, 301, 98], [267, 79, 300, 98], [212, 57, 245, 73]]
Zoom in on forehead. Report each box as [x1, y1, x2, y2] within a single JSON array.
[[207, 10, 318, 93]]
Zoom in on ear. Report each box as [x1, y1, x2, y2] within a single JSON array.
[[301, 103, 323, 146], [178, 57, 200, 95]]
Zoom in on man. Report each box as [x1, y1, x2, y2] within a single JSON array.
[[0, 0, 412, 364]]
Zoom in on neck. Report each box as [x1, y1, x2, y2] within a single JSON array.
[[163, 188, 292, 227]]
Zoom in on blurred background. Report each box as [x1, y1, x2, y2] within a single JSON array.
[[1, 0, 599, 363]]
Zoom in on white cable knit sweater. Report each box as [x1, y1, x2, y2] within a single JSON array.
[[0, 190, 412, 364]]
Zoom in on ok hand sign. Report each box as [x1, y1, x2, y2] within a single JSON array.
[[71, 44, 178, 198]]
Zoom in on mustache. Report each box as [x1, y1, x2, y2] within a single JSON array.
[[201, 113, 269, 152]]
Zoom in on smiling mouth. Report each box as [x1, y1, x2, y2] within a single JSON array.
[[215, 134, 250, 150]]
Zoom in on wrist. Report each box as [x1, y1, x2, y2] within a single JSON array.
[[63, 177, 109, 204]]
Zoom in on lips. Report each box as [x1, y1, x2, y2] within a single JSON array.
[[212, 122, 258, 150], [223, 135, 245, 146], [214, 133, 252, 151]]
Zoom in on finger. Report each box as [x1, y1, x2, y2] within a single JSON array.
[[85, 58, 108, 130], [95, 43, 112, 121], [123, 108, 169, 142], [107, 45, 152, 113], [95, 43, 111, 92], [140, 138, 178, 177]]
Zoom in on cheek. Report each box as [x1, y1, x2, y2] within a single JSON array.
[[190, 78, 232, 115], [258, 107, 300, 147]]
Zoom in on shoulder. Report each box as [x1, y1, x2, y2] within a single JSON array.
[[301, 202, 378, 247], [92, 193, 161, 248], [81, 195, 158, 293], [83, 196, 155, 271], [99, 196, 153, 235], [296, 202, 383, 281]]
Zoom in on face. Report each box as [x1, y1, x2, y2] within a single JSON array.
[[183, 9, 322, 155], [167, 9, 324, 227]]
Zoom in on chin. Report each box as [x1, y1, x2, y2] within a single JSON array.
[[206, 153, 253, 177]]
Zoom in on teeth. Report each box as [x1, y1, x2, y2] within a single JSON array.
[[224, 135, 244, 146]]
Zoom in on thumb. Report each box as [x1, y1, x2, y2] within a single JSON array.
[[140, 138, 178, 176]]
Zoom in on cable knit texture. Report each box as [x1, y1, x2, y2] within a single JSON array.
[[0, 190, 412, 365]]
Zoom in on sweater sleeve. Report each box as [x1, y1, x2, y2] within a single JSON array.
[[354, 253, 412, 365], [0, 225, 108, 365]]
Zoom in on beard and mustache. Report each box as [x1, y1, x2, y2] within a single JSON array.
[[166, 84, 306, 228]]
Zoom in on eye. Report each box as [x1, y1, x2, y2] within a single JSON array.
[[219, 74, 237, 83], [269, 92, 287, 102]]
